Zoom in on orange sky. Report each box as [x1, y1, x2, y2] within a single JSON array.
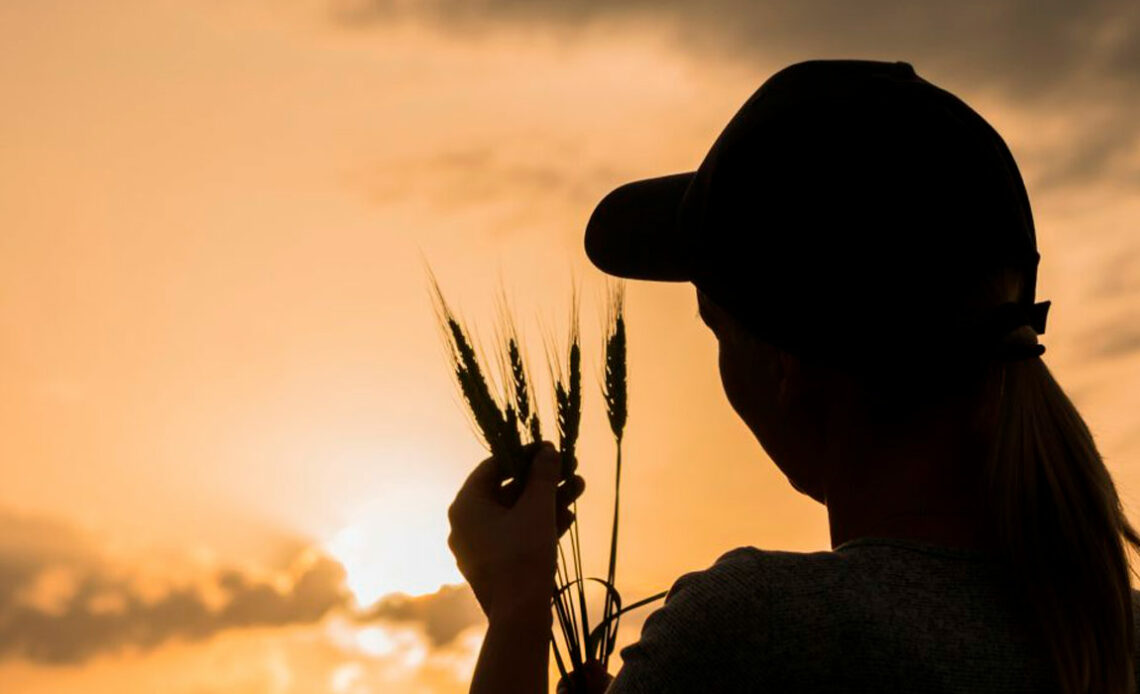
[[3, 1, 1140, 691]]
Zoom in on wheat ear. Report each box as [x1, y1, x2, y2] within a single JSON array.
[[600, 281, 628, 667]]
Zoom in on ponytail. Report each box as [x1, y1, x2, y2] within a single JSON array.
[[987, 346, 1140, 693]]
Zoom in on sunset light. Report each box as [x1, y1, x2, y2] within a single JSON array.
[[5, 1, 1140, 691], [325, 497, 463, 606]]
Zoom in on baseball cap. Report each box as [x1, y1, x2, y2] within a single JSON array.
[[584, 60, 1050, 369]]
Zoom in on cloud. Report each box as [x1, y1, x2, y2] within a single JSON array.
[[334, 0, 1140, 189], [0, 511, 483, 665], [365, 583, 483, 647], [0, 532, 349, 663], [336, 0, 1140, 91], [353, 144, 626, 236], [0, 512, 94, 590], [1080, 316, 1140, 360], [1091, 246, 1140, 301]]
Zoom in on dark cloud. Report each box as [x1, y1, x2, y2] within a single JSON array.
[[366, 146, 622, 207], [337, 0, 1140, 92], [0, 530, 349, 663], [363, 582, 653, 650], [0, 511, 94, 596], [1092, 246, 1140, 301], [359, 144, 626, 235], [338, 0, 1140, 188], [365, 583, 483, 646], [1080, 316, 1140, 360], [1077, 245, 1140, 358], [0, 511, 483, 665]]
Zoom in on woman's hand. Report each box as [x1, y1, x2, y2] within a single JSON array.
[[447, 441, 585, 620], [557, 659, 614, 694]]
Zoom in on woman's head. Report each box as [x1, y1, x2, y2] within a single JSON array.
[[588, 59, 1139, 694]]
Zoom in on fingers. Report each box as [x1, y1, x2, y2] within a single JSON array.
[[556, 506, 576, 537], [449, 453, 511, 530], [557, 475, 585, 507], [554, 474, 584, 536], [517, 443, 561, 513], [496, 470, 584, 513], [495, 477, 523, 507], [519, 440, 547, 460], [529, 442, 562, 487], [455, 441, 551, 503], [560, 453, 579, 479], [455, 454, 502, 500], [453, 443, 583, 523]]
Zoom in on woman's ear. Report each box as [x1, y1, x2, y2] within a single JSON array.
[[776, 351, 834, 414], [775, 350, 799, 407]]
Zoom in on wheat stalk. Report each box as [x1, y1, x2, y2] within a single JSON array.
[[549, 291, 592, 672], [599, 281, 627, 667]]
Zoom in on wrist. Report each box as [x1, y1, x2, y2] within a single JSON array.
[[477, 563, 555, 623], [488, 592, 553, 628]]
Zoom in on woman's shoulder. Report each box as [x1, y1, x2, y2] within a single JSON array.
[[670, 545, 846, 601], [610, 542, 1047, 693], [697, 539, 1016, 622], [657, 543, 876, 610], [706, 537, 1003, 584], [614, 547, 852, 660], [633, 535, 1016, 660], [608, 546, 860, 692], [707, 544, 848, 576]]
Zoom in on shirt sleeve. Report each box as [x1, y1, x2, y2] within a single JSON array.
[[606, 548, 768, 693]]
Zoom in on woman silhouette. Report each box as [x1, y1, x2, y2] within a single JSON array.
[[446, 60, 1140, 693]]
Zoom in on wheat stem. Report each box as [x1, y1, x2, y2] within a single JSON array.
[[601, 282, 627, 669]]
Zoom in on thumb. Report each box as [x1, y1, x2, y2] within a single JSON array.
[[519, 443, 561, 511]]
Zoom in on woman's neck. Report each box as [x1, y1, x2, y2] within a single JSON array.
[[822, 427, 993, 552]]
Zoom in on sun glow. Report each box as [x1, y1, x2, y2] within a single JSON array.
[[325, 487, 463, 606]]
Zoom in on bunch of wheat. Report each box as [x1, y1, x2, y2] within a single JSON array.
[[432, 276, 664, 690]]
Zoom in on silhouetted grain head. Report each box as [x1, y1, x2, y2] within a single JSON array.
[[603, 283, 627, 442], [555, 299, 582, 477], [428, 273, 517, 476]]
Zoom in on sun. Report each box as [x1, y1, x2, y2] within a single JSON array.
[[324, 487, 463, 607]]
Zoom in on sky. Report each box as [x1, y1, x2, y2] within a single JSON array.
[[2, 0, 1140, 691]]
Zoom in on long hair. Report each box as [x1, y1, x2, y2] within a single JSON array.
[[986, 336, 1140, 693], [862, 268, 1140, 693]]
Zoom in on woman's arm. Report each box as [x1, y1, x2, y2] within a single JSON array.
[[447, 443, 584, 693], [471, 593, 553, 693]]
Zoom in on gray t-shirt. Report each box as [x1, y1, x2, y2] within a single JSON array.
[[609, 537, 1140, 692]]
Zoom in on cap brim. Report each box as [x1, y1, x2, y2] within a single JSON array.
[[584, 171, 695, 281]]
